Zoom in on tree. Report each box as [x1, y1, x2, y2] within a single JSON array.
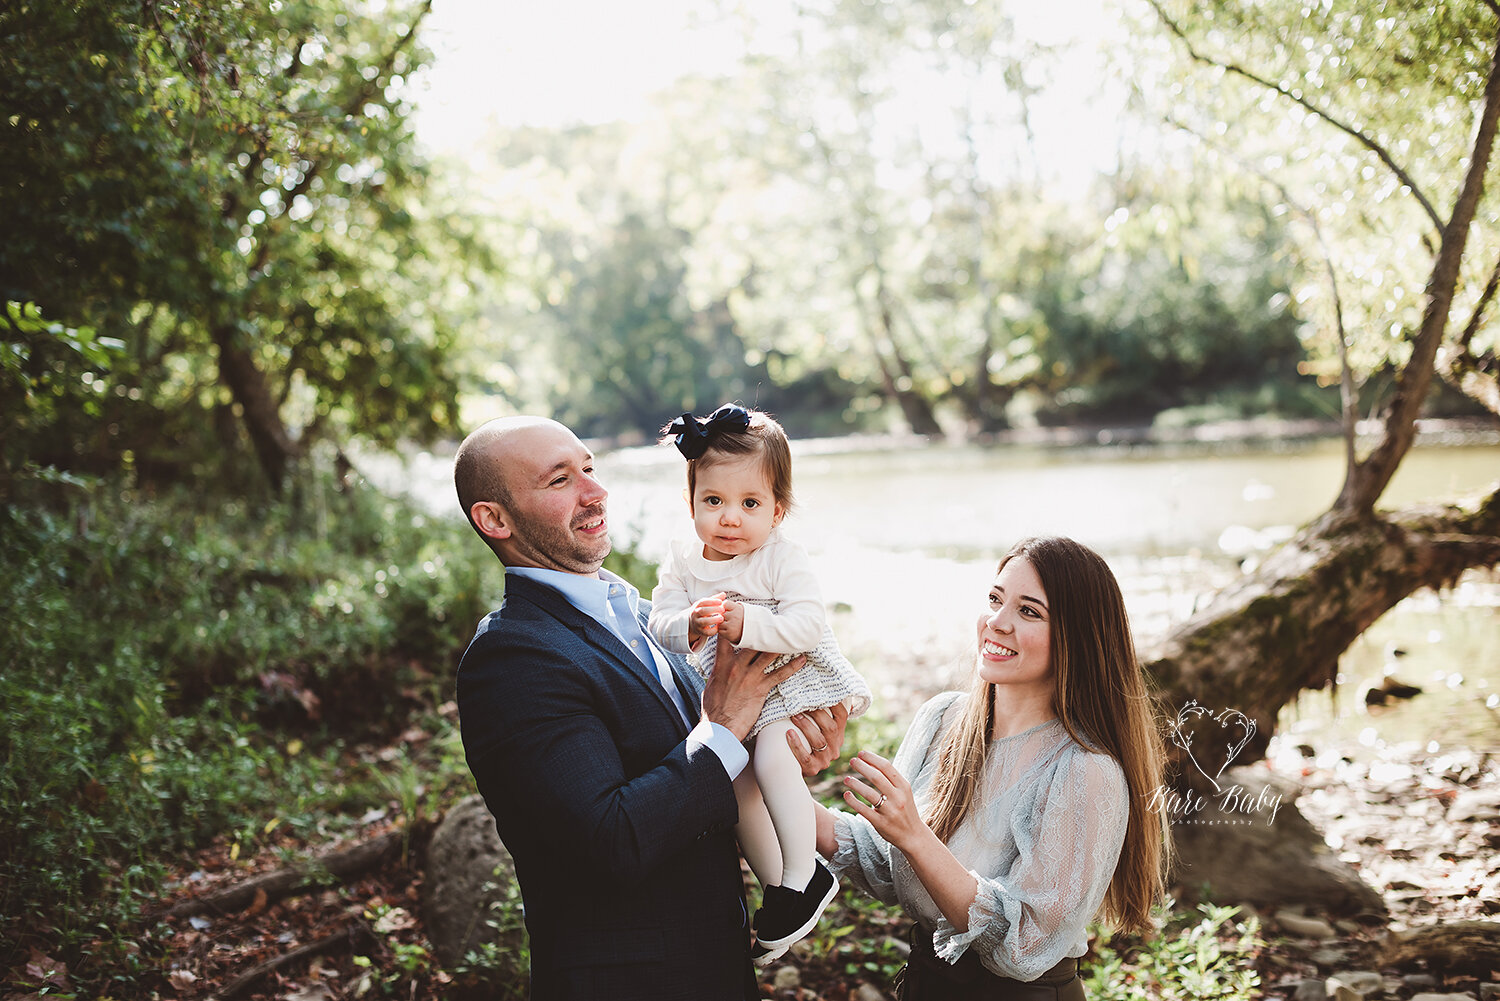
[[0, 0, 479, 491], [1134, 0, 1500, 897]]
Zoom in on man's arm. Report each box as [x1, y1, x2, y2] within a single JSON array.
[[462, 630, 741, 884]]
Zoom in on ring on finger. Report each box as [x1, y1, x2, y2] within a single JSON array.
[[813, 743, 829, 752], [875, 794, 887, 810]]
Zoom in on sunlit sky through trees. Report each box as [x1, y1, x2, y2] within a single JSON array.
[[413, 0, 1126, 196]]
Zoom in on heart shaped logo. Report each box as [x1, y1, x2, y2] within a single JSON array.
[[1168, 700, 1257, 792]]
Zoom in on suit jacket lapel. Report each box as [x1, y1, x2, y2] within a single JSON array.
[[507, 575, 691, 736]]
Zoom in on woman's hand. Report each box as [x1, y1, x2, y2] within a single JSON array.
[[842, 750, 926, 851], [844, 749, 980, 932]]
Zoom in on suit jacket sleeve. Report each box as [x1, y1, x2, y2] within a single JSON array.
[[460, 598, 739, 886]]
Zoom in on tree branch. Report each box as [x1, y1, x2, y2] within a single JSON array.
[[1145, 0, 1444, 235], [1458, 250, 1500, 354], [1439, 251, 1500, 414], [1163, 113, 1360, 468], [1338, 27, 1500, 513]]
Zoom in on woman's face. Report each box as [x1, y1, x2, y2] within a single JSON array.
[[975, 556, 1053, 691]]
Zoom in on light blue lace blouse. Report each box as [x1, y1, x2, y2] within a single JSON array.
[[825, 691, 1129, 981]]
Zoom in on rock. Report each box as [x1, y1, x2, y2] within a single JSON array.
[[1449, 789, 1500, 822], [1327, 970, 1384, 996], [1385, 920, 1500, 976], [1404, 974, 1439, 990], [772, 965, 801, 990], [1310, 946, 1348, 966], [1172, 769, 1386, 916], [421, 795, 524, 973], [854, 983, 888, 1001], [1276, 909, 1338, 940], [1409, 995, 1479, 1001], [1480, 984, 1500, 1001], [1292, 979, 1328, 1001]]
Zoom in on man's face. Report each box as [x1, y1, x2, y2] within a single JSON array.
[[496, 423, 611, 574]]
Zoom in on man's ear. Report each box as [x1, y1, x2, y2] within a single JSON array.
[[470, 501, 512, 541]]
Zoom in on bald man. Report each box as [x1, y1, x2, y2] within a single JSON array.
[[453, 417, 847, 1000]]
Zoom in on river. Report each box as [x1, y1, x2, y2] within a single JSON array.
[[384, 425, 1500, 748]]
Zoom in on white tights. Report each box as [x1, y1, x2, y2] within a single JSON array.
[[733, 719, 816, 892]]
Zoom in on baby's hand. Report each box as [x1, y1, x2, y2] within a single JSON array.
[[688, 594, 727, 650], [720, 598, 745, 645]]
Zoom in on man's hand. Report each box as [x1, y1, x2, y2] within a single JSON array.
[[785, 701, 849, 776], [700, 634, 803, 741]]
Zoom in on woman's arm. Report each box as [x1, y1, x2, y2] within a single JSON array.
[[842, 750, 980, 930], [846, 744, 1130, 980]]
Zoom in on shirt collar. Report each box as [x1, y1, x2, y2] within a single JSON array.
[[506, 565, 639, 623]]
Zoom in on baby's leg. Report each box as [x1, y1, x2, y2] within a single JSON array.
[[733, 765, 783, 888], [754, 719, 815, 891]]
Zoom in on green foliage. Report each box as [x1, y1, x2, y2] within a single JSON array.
[[0, 0, 482, 489], [1084, 902, 1264, 1000], [1141, 0, 1500, 408], [1, 302, 127, 490], [1027, 189, 1322, 425], [0, 475, 504, 976], [453, 877, 531, 1000]]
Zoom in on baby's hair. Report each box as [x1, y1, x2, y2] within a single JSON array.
[[666, 407, 794, 514]]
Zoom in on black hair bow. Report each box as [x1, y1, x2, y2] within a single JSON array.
[[667, 404, 751, 460]]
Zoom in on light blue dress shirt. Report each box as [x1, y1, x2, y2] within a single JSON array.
[[505, 566, 749, 780]]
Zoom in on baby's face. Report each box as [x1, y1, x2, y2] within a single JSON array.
[[690, 456, 784, 562]]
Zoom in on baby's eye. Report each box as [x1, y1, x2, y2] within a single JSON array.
[[704, 496, 721, 506], [744, 498, 759, 509]]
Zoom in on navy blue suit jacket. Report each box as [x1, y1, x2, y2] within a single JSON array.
[[457, 573, 756, 1000]]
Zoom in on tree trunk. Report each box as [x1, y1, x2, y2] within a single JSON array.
[[1145, 483, 1500, 794], [967, 295, 1012, 433], [212, 322, 297, 492], [872, 280, 944, 436]]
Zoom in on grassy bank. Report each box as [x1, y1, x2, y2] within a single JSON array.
[[0, 474, 521, 991]]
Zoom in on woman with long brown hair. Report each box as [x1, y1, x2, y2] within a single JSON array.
[[812, 536, 1170, 999]]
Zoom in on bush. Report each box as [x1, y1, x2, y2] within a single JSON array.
[[0, 472, 509, 976]]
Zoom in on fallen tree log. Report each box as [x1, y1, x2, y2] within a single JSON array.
[[1146, 485, 1500, 791], [164, 828, 411, 921], [211, 921, 378, 1000]]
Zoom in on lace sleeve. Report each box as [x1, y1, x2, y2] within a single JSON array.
[[823, 692, 960, 905], [826, 810, 899, 904], [932, 748, 1130, 980]]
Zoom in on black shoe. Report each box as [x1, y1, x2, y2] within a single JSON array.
[[751, 861, 838, 960]]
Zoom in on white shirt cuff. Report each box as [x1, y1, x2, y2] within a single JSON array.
[[688, 719, 749, 780]]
